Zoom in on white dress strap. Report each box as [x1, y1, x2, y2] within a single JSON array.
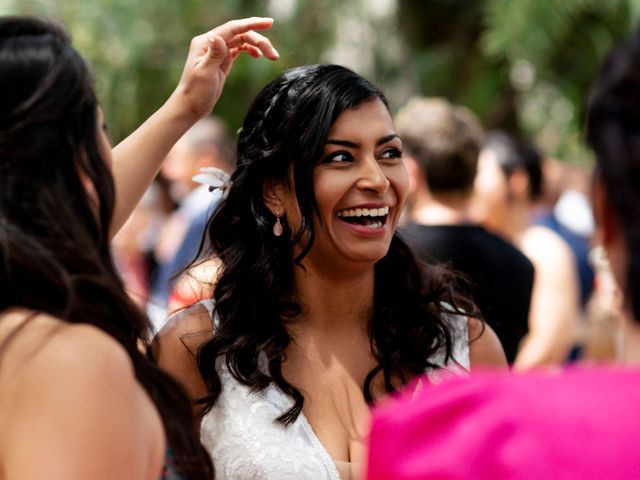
[[448, 311, 470, 371], [197, 299, 218, 330], [423, 308, 470, 386]]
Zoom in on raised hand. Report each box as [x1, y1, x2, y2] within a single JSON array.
[[170, 17, 279, 121], [110, 17, 277, 237]]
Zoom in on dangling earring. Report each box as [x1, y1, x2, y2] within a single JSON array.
[[273, 215, 283, 237]]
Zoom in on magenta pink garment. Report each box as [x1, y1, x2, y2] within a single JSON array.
[[367, 366, 640, 480]]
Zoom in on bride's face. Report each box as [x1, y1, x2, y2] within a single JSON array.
[[278, 98, 409, 273]]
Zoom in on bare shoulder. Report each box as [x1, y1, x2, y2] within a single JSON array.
[[522, 226, 580, 294], [50, 322, 134, 370], [0, 313, 164, 480], [1, 314, 145, 407], [521, 225, 574, 268], [153, 302, 213, 402], [156, 301, 213, 355], [468, 317, 508, 370], [0, 310, 131, 380]]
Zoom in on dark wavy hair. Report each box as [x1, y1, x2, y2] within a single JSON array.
[[0, 16, 213, 478], [586, 30, 640, 322], [197, 64, 475, 424]]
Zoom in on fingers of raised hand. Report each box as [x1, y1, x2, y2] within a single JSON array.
[[208, 18, 278, 60], [206, 35, 228, 61], [227, 30, 277, 59], [210, 17, 274, 39], [229, 44, 262, 59]]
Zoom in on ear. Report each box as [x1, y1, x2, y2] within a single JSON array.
[[262, 178, 287, 216], [592, 173, 618, 248]]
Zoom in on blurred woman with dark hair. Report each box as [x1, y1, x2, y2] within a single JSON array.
[[0, 15, 277, 480], [471, 131, 581, 369]]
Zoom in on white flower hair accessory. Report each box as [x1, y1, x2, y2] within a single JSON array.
[[192, 167, 232, 198]]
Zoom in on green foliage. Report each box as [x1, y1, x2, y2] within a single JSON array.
[[2, 0, 334, 140], [482, 0, 596, 66], [4, 0, 639, 161], [398, 0, 639, 161], [480, 0, 639, 159]]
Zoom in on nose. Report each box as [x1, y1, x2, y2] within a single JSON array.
[[357, 156, 390, 194]]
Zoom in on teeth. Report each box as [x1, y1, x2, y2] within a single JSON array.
[[336, 206, 390, 218]]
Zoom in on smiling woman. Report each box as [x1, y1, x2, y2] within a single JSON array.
[[155, 64, 506, 480], [284, 98, 408, 271]]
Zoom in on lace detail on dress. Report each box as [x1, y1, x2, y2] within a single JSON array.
[[200, 359, 340, 480], [199, 299, 469, 479]]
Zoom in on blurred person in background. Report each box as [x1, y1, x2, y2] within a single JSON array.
[[471, 132, 580, 368], [148, 117, 233, 327], [112, 182, 174, 308], [367, 30, 640, 480], [535, 159, 597, 360], [536, 159, 595, 309], [396, 97, 534, 364]]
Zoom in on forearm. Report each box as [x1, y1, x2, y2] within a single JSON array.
[[110, 92, 197, 237]]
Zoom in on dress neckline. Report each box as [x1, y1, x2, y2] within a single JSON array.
[[276, 387, 343, 480], [201, 297, 469, 480]]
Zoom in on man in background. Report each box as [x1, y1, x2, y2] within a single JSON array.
[[396, 97, 534, 363]]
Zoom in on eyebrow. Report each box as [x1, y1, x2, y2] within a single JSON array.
[[325, 134, 400, 148]]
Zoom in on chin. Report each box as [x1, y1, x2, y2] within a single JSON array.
[[346, 247, 391, 265]]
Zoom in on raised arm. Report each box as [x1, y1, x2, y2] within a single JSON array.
[[110, 17, 278, 237]]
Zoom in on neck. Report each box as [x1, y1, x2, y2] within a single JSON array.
[[410, 191, 471, 225], [291, 261, 374, 334], [506, 200, 533, 242], [481, 199, 530, 241]]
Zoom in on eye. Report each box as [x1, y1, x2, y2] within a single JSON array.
[[321, 151, 354, 164], [379, 147, 402, 161]]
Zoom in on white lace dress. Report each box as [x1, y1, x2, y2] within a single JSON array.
[[199, 301, 470, 480]]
